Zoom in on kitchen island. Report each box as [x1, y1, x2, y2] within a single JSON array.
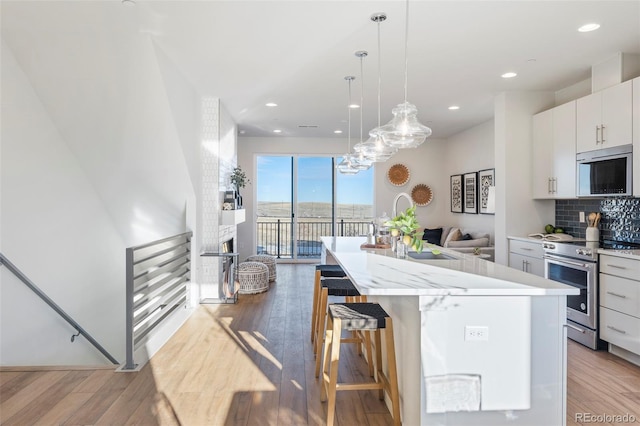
[[321, 236, 579, 426]]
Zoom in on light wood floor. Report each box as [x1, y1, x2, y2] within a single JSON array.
[[2, 264, 640, 425]]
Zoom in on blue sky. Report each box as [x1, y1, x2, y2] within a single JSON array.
[[256, 156, 373, 205]]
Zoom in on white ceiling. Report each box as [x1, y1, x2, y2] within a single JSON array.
[[2, 1, 640, 139]]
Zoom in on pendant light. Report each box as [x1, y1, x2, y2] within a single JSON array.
[[351, 50, 373, 171], [358, 12, 397, 162], [336, 76, 360, 175], [375, 0, 432, 148]]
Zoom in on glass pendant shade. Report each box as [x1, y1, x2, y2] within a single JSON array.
[[377, 101, 432, 148], [336, 154, 359, 175], [358, 131, 397, 162]]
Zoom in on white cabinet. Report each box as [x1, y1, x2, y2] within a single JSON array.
[[599, 253, 640, 362], [532, 101, 576, 199], [577, 79, 633, 153], [633, 77, 640, 197], [508, 239, 545, 277]]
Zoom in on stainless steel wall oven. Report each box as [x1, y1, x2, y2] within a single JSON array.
[[543, 241, 603, 349]]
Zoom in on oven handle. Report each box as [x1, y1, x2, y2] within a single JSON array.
[[543, 254, 593, 269], [564, 323, 586, 334]]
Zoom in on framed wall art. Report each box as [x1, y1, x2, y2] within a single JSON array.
[[478, 168, 495, 214], [450, 174, 463, 213], [463, 172, 478, 214]]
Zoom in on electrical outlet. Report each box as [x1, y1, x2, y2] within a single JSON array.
[[579, 211, 585, 223], [465, 326, 489, 341]]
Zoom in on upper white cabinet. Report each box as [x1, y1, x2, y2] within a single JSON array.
[[532, 101, 576, 199], [633, 76, 639, 197], [577, 79, 633, 153]]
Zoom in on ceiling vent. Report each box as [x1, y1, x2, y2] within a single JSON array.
[[298, 125, 319, 128]]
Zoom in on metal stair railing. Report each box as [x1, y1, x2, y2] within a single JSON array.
[[0, 252, 119, 365], [123, 231, 192, 370]]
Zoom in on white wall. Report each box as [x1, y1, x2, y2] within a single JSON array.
[[494, 92, 555, 265], [1, 27, 200, 366], [439, 120, 495, 239]]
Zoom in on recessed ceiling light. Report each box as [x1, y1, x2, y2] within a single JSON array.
[[578, 23, 600, 32], [122, 0, 136, 5], [273, 129, 282, 133], [349, 104, 360, 109], [239, 130, 246, 134], [334, 130, 343, 134], [265, 102, 278, 107], [501, 72, 517, 79], [448, 105, 460, 110]]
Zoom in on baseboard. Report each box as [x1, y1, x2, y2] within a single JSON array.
[[0, 365, 116, 372], [608, 343, 640, 367]]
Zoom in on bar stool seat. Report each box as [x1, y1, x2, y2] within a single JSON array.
[[321, 303, 401, 426], [311, 264, 347, 345], [313, 279, 372, 378]]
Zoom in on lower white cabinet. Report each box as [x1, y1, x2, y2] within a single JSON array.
[[508, 238, 545, 277], [599, 253, 640, 360]]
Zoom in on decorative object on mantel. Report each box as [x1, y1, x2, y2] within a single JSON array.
[[387, 163, 410, 186], [411, 183, 433, 207], [230, 166, 250, 208]]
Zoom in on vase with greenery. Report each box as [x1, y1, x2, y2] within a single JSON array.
[[385, 204, 424, 256], [230, 166, 250, 208]]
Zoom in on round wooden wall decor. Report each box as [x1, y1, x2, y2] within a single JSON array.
[[411, 184, 433, 206], [387, 163, 410, 186]]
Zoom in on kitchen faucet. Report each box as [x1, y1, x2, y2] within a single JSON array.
[[392, 192, 414, 218]]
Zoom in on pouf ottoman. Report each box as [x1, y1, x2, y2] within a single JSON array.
[[236, 261, 269, 294], [246, 254, 277, 282]]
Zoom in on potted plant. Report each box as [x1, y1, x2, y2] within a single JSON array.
[[230, 166, 250, 208], [385, 205, 424, 255]]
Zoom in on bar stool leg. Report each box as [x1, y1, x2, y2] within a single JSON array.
[[314, 287, 329, 376], [321, 315, 342, 426], [385, 318, 401, 426], [310, 270, 321, 343]]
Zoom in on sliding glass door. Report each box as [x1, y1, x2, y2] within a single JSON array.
[[256, 155, 373, 261]]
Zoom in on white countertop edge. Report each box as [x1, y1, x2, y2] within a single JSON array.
[[323, 237, 578, 297]]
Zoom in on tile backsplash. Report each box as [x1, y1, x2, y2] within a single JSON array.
[[556, 197, 640, 244]]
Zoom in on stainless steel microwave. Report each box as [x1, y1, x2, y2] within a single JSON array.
[[577, 144, 633, 197]]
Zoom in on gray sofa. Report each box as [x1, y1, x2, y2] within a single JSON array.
[[421, 226, 494, 261]]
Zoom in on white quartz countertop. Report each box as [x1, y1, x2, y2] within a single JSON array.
[[322, 237, 579, 297], [598, 248, 640, 260]]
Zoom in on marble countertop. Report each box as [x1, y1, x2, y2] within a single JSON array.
[[322, 237, 579, 297], [598, 248, 640, 260]]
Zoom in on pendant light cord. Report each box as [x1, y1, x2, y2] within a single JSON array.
[[377, 19, 382, 128], [348, 78, 352, 151], [403, 0, 409, 103], [359, 55, 364, 142]]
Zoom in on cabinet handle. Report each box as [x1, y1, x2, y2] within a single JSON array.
[[600, 125, 605, 144], [606, 325, 627, 335], [552, 177, 557, 194], [595, 125, 600, 144], [606, 264, 627, 270], [520, 248, 533, 251], [548, 177, 552, 194], [606, 291, 627, 299]]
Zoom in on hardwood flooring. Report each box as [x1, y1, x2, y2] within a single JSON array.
[[1, 263, 640, 425]]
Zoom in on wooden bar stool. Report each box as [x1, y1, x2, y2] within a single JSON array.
[[313, 279, 373, 378], [321, 303, 401, 426], [310, 264, 347, 344]]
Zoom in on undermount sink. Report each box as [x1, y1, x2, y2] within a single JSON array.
[[407, 251, 458, 260]]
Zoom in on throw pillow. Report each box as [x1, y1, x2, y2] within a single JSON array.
[[462, 233, 473, 240], [422, 227, 443, 245], [444, 228, 462, 246]]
